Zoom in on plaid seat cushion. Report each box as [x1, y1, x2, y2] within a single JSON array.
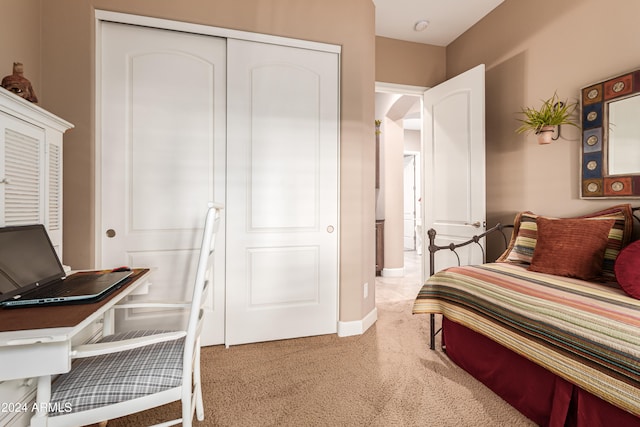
[[50, 330, 184, 415]]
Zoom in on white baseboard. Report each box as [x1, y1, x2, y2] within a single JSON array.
[[337, 307, 377, 337], [381, 267, 404, 277]]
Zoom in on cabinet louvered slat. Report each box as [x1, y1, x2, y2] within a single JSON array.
[[48, 143, 62, 230], [4, 128, 41, 225]]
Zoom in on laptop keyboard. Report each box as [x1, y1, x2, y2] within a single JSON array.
[[26, 282, 72, 298], [26, 274, 105, 298]]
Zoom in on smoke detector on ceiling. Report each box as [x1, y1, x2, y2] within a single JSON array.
[[414, 20, 430, 32]]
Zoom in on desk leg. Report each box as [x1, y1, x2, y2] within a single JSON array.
[[103, 308, 115, 336], [30, 375, 51, 427]]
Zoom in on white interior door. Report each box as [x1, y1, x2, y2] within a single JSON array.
[[225, 39, 339, 346], [99, 22, 226, 345], [422, 64, 486, 278]]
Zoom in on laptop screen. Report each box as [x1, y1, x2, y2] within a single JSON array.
[[0, 225, 65, 296]]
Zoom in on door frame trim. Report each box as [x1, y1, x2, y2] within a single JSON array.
[[375, 82, 427, 95], [375, 81, 427, 282], [95, 10, 341, 52]]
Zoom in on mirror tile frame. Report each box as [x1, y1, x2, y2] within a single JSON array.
[[581, 69, 640, 198]]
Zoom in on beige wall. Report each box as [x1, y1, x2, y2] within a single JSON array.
[[1, 0, 376, 323], [376, 36, 446, 87], [447, 0, 640, 258], [376, 37, 446, 87], [0, 0, 41, 99], [375, 0, 640, 259]]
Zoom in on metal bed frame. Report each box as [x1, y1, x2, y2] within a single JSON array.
[[426, 223, 513, 350], [426, 207, 640, 351]]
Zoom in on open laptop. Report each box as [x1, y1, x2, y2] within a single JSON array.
[[0, 224, 132, 308]]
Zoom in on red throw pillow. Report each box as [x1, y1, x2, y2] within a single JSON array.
[[496, 204, 633, 280], [614, 240, 640, 299], [528, 217, 615, 280]]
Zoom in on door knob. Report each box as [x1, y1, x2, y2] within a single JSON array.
[[106, 229, 116, 238], [465, 221, 481, 228], [327, 225, 335, 233]]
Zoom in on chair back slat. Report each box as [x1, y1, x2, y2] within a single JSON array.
[[184, 203, 223, 368]]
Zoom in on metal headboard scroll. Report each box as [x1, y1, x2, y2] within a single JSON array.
[[427, 223, 514, 277], [426, 222, 514, 351], [428, 206, 640, 277]]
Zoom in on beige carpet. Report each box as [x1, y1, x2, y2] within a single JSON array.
[[108, 253, 534, 426]]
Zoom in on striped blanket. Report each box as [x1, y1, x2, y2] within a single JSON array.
[[413, 262, 640, 416]]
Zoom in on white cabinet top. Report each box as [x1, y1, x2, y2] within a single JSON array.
[[0, 87, 74, 133]]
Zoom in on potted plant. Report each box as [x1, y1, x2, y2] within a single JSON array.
[[516, 92, 579, 144]]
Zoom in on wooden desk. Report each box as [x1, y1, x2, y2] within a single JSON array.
[[0, 269, 150, 382]]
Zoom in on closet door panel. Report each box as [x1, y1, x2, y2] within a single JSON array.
[[100, 22, 226, 345], [226, 39, 339, 346]]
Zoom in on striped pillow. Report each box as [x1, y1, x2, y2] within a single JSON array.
[[498, 211, 537, 264], [497, 204, 634, 279]]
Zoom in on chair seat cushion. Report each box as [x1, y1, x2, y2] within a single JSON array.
[[50, 330, 184, 415]]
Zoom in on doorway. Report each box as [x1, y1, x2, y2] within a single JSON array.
[[375, 65, 486, 285], [375, 83, 425, 279]]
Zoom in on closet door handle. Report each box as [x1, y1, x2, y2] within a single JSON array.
[[465, 221, 481, 228]]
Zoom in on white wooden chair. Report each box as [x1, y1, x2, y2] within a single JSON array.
[[30, 203, 223, 427]]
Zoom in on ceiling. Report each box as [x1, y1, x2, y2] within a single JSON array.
[[374, 0, 504, 46]]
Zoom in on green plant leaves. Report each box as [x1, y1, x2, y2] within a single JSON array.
[[516, 92, 579, 135]]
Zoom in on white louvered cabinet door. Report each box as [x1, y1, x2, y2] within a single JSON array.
[[0, 113, 46, 228], [0, 91, 72, 259]]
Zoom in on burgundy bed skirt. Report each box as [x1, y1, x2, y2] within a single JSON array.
[[442, 317, 640, 427]]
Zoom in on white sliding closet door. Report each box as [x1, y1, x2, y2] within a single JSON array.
[[99, 22, 226, 345], [225, 39, 339, 346]]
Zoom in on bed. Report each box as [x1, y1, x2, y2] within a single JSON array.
[[413, 204, 640, 426]]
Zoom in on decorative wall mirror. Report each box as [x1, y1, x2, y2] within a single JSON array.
[[581, 69, 640, 198]]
